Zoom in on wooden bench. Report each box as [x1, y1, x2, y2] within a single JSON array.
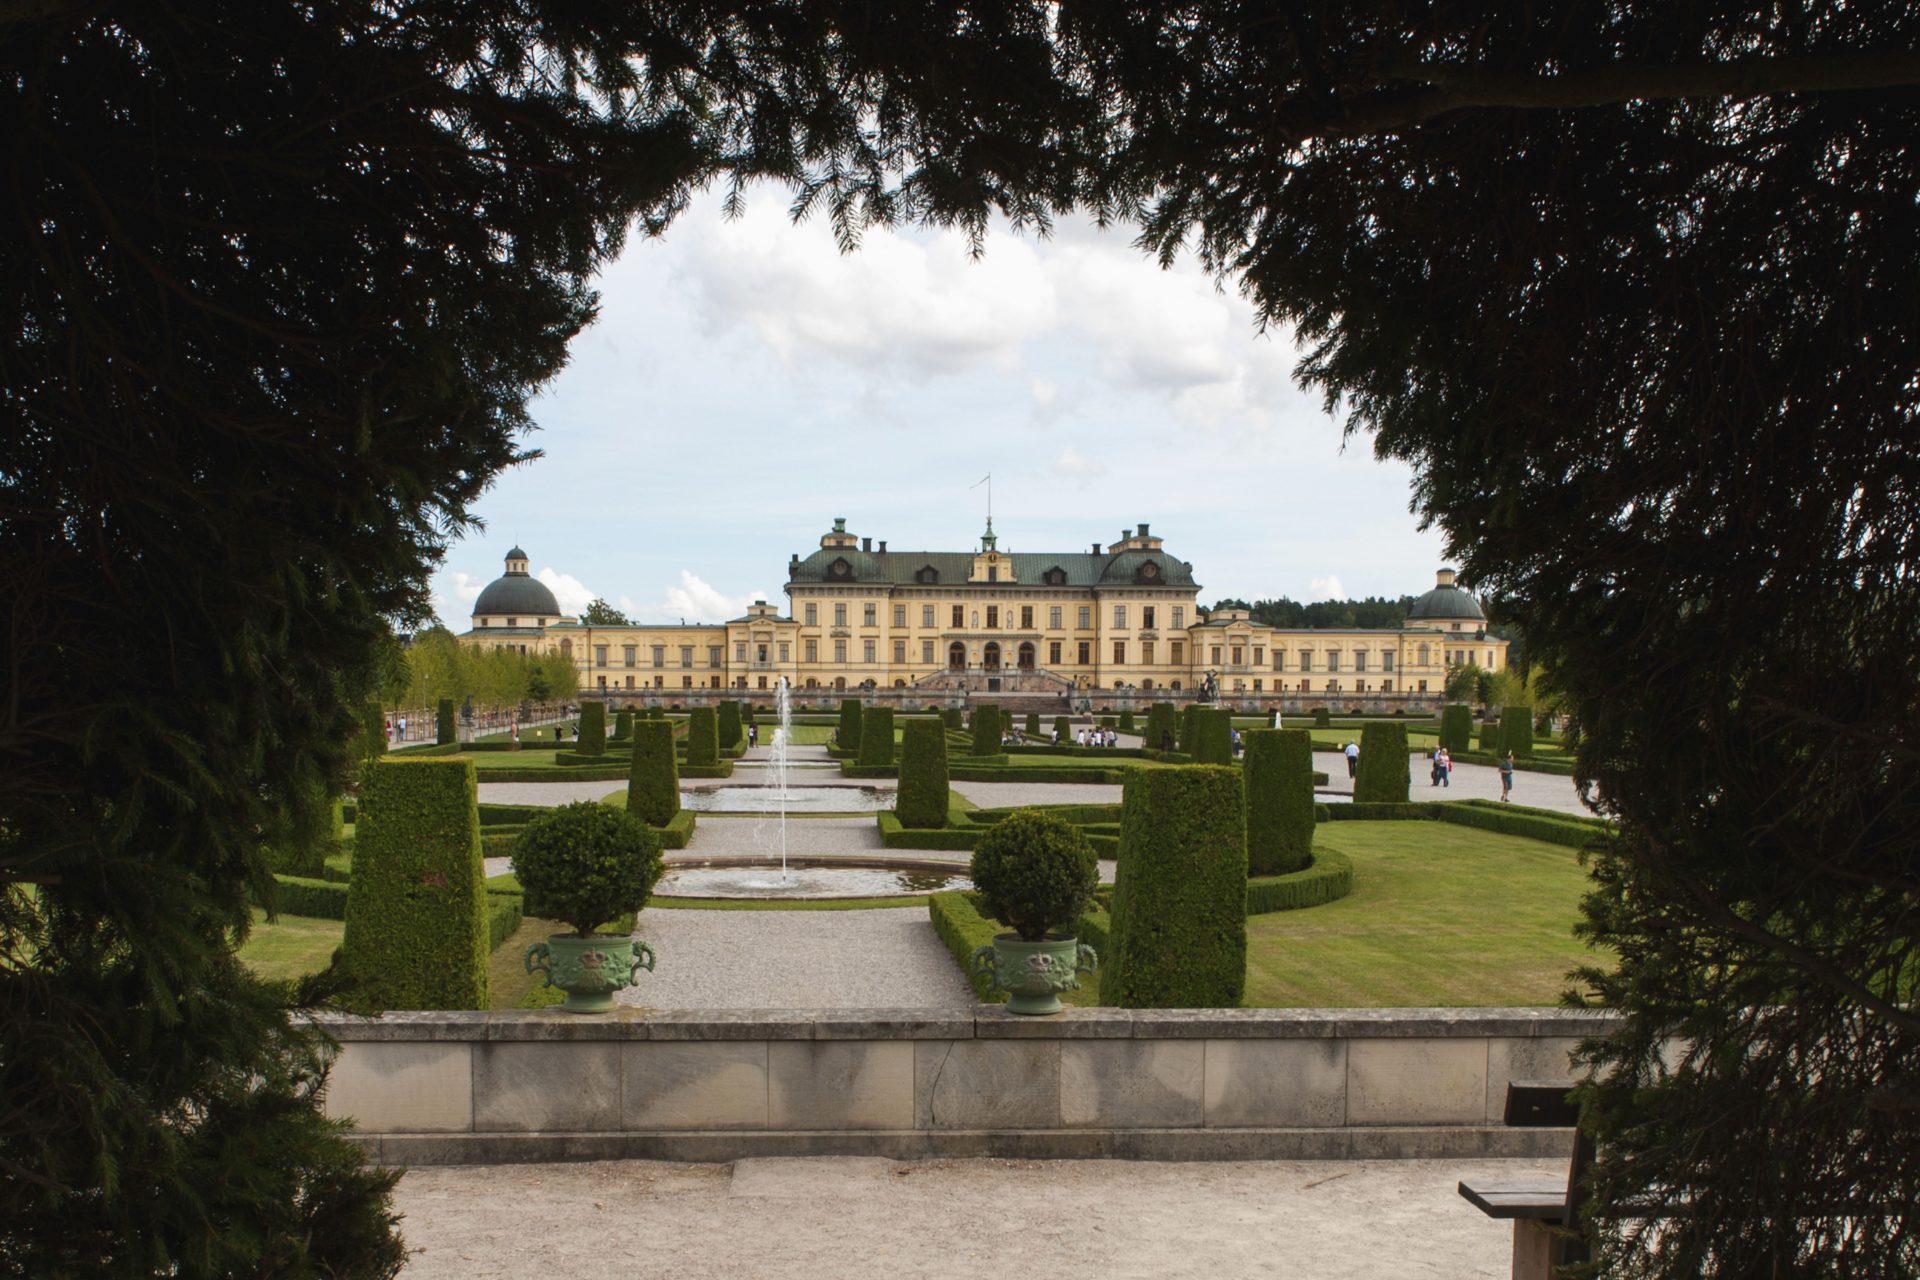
[[1458, 1081, 1593, 1280]]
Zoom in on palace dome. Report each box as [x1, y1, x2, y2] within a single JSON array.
[[472, 547, 560, 619], [1406, 568, 1486, 623]]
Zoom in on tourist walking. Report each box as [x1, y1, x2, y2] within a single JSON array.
[[1438, 746, 1452, 788], [1344, 740, 1359, 779], [1430, 749, 1442, 787], [748, 722, 758, 747], [1500, 751, 1515, 802]]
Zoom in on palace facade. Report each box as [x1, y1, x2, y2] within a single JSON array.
[[463, 519, 1506, 709]]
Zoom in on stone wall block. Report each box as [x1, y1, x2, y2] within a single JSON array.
[[622, 1041, 770, 1130], [473, 1042, 621, 1132], [768, 1041, 913, 1130], [1346, 1037, 1486, 1125], [1060, 1040, 1204, 1128], [324, 1041, 473, 1133], [1484, 1036, 1586, 1122], [913, 1040, 1062, 1130], [1202, 1037, 1347, 1128]]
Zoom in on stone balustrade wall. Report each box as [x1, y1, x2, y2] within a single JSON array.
[[316, 1007, 1612, 1166]]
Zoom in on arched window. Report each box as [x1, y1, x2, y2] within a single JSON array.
[[1416, 643, 1429, 666]]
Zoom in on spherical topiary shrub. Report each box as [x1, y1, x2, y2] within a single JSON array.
[[685, 707, 719, 766], [896, 719, 949, 829], [857, 705, 895, 768], [513, 801, 663, 938], [838, 698, 863, 754], [969, 809, 1098, 941], [1353, 721, 1411, 803], [1499, 704, 1535, 759], [1024, 711, 1041, 738], [1438, 704, 1472, 754], [577, 702, 606, 756]]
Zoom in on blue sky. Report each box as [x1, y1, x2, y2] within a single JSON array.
[[430, 188, 1449, 627]]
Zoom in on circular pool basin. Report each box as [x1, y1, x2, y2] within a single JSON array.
[[654, 860, 968, 899], [680, 785, 894, 813]]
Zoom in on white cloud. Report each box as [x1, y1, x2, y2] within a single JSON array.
[[450, 571, 486, 605], [1309, 575, 1347, 601], [1050, 447, 1107, 482], [631, 571, 769, 624], [1029, 377, 1058, 408], [536, 567, 598, 616]]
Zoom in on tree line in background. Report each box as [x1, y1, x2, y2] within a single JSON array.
[[1206, 595, 1414, 631], [397, 627, 578, 714]]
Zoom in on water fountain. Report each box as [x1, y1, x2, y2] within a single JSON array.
[[771, 675, 791, 881]]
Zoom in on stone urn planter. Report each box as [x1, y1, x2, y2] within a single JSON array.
[[966, 809, 1100, 1015], [970, 933, 1097, 1016], [511, 800, 664, 1014]]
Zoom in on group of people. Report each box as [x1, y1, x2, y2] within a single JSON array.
[[1056, 726, 1122, 748]]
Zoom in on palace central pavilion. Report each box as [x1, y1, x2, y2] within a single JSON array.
[[463, 518, 1505, 709]]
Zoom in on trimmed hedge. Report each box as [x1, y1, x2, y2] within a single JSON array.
[[485, 892, 523, 952], [577, 702, 607, 756], [896, 719, 949, 829], [1448, 748, 1575, 776], [948, 764, 1130, 784], [678, 761, 734, 779], [653, 808, 697, 850], [270, 873, 349, 920], [436, 698, 456, 745], [341, 758, 488, 1011], [1244, 728, 1314, 875], [627, 719, 681, 827], [1245, 850, 1354, 915], [1023, 711, 1040, 737], [1499, 705, 1535, 759], [1313, 707, 1332, 728], [1191, 707, 1233, 764], [1144, 702, 1177, 752], [1439, 704, 1473, 754], [857, 706, 895, 768], [969, 705, 1001, 757], [838, 699, 863, 754], [1478, 719, 1498, 752], [1435, 801, 1605, 849], [1118, 710, 1136, 734], [1178, 703, 1200, 753], [942, 707, 963, 730], [928, 891, 1110, 1003], [1353, 722, 1411, 803], [877, 809, 979, 851], [1053, 715, 1071, 742], [685, 706, 719, 766], [614, 708, 633, 741], [1100, 766, 1247, 1008], [717, 700, 743, 750], [1326, 801, 1439, 821], [478, 802, 547, 826], [394, 741, 462, 757]]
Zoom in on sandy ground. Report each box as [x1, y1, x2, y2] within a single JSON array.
[[392, 1155, 1552, 1279]]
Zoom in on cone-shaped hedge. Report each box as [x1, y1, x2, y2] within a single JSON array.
[[1439, 704, 1473, 754], [896, 719, 949, 828], [1100, 766, 1247, 1008], [838, 699, 862, 754], [341, 758, 487, 1010], [1145, 702, 1177, 751], [577, 701, 607, 756], [717, 700, 742, 749], [686, 706, 719, 766], [1353, 722, 1411, 802], [1192, 707, 1234, 763], [1244, 729, 1314, 875], [970, 705, 1001, 756], [436, 697, 456, 745], [626, 720, 680, 826], [614, 708, 633, 742], [1024, 711, 1040, 738], [1178, 704, 1200, 753], [857, 706, 895, 767], [1499, 705, 1535, 759], [1119, 710, 1136, 734]]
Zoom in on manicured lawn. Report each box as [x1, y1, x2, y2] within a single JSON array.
[[237, 909, 343, 983], [1240, 821, 1596, 1006], [768, 723, 834, 745]]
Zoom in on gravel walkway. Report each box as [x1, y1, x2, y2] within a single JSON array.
[[479, 780, 625, 807], [615, 908, 974, 1010]]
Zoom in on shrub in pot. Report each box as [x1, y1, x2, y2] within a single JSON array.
[[517, 801, 663, 1012], [966, 809, 1099, 1014]]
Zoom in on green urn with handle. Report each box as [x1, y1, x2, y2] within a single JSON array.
[[967, 809, 1100, 1015], [510, 801, 664, 1014]]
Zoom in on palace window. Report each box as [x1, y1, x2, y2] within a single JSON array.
[[921, 640, 934, 664], [1354, 651, 1368, 673], [1231, 646, 1243, 665], [892, 640, 905, 664], [1382, 679, 1393, 692], [1253, 679, 1262, 692], [805, 639, 818, 663], [1326, 650, 1341, 672], [1049, 641, 1062, 664], [1142, 640, 1155, 665], [834, 639, 847, 663], [1172, 606, 1185, 629], [708, 646, 721, 668], [1078, 606, 1091, 629], [1113, 605, 1127, 628], [507, 618, 517, 628], [922, 605, 934, 627], [864, 603, 876, 627], [804, 603, 817, 626], [597, 676, 606, 689], [1112, 640, 1126, 664], [987, 606, 999, 628], [864, 640, 876, 663], [623, 645, 636, 667], [1078, 641, 1091, 664], [1253, 646, 1264, 666], [1143, 606, 1156, 629], [1020, 605, 1033, 629], [1171, 640, 1184, 664], [987, 566, 998, 582], [1299, 648, 1313, 671], [1049, 606, 1062, 629], [682, 676, 692, 689], [1382, 652, 1394, 672], [626, 676, 635, 689], [952, 605, 964, 627], [778, 642, 790, 662], [679, 646, 692, 667], [1211, 646, 1223, 664], [893, 604, 905, 627], [1416, 644, 1429, 666], [734, 642, 746, 663], [594, 645, 608, 667], [834, 603, 847, 627], [1272, 649, 1283, 670]]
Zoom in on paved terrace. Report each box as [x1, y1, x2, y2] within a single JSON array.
[[392, 1154, 1562, 1278]]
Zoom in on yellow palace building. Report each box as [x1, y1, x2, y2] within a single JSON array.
[[462, 519, 1506, 712]]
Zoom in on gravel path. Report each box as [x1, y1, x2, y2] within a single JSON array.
[[479, 780, 624, 807], [950, 780, 1124, 808], [616, 908, 974, 1010], [394, 1155, 1551, 1279]]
